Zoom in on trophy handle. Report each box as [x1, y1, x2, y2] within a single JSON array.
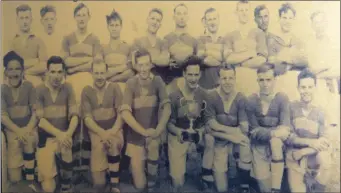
[[179, 97, 186, 107], [201, 100, 207, 111]]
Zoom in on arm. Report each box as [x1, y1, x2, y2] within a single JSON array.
[[150, 41, 170, 67], [108, 69, 135, 83], [65, 85, 79, 136], [24, 60, 46, 76], [155, 78, 171, 135], [67, 60, 92, 74], [225, 51, 256, 65], [110, 114, 123, 135], [1, 91, 21, 133], [38, 118, 64, 137], [106, 65, 129, 79], [207, 119, 242, 134], [167, 95, 184, 137], [246, 102, 273, 141], [241, 56, 267, 69], [61, 37, 93, 68]]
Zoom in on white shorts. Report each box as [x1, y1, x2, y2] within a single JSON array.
[[126, 137, 161, 161], [212, 140, 230, 173], [250, 144, 271, 180]]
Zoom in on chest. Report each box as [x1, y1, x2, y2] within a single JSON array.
[[5, 87, 30, 106], [167, 34, 196, 47], [292, 108, 321, 135], [12, 37, 39, 58]]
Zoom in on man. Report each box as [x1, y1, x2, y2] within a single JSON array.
[[205, 64, 251, 193], [254, 4, 270, 34], [167, 55, 208, 191], [36, 56, 78, 192], [119, 49, 171, 191], [267, 3, 308, 102], [222, 0, 268, 96], [1, 51, 38, 191], [286, 69, 332, 193], [246, 64, 291, 193], [81, 61, 124, 193], [12, 4, 47, 87]]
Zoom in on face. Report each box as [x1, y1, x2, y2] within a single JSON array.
[[183, 65, 201, 90], [257, 70, 275, 95], [47, 63, 65, 88], [6, 60, 24, 87], [107, 19, 122, 39], [255, 8, 269, 31], [236, 3, 250, 24], [280, 10, 295, 33], [136, 55, 152, 80], [312, 13, 327, 35], [41, 12, 57, 35], [17, 10, 32, 33], [174, 5, 189, 28], [92, 64, 107, 88], [298, 78, 315, 103], [74, 7, 90, 30], [219, 69, 236, 94], [147, 11, 162, 34], [205, 11, 219, 34]]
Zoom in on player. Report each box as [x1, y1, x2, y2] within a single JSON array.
[[12, 4, 47, 87], [286, 70, 332, 193], [1, 51, 38, 191], [36, 56, 79, 192], [254, 4, 270, 34], [246, 64, 291, 193], [267, 3, 309, 102], [119, 49, 171, 191], [222, 0, 268, 97], [205, 64, 251, 192], [81, 61, 124, 193], [167, 55, 208, 191]]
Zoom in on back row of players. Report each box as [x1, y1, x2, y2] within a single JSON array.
[[2, 1, 339, 193]]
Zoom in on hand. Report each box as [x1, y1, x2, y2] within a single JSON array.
[[67, 67, 76, 75], [176, 129, 185, 143], [57, 132, 72, 149], [271, 128, 290, 140], [99, 130, 113, 147], [247, 50, 258, 59], [231, 133, 249, 147], [145, 128, 157, 137], [15, 129, 28, 144], [309, 138, 329, 151]]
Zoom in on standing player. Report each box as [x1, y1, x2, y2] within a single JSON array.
[[12, 4, 47, 87], [35, 56, 79, 193], [119, 49, 171, 191], [286, 70, 332, 193], [81, 61, 124, 193], [254, 4, 270, 34], [204, 64, 251, 193], [246, 64, 291, 193], [1, 51, 38, 191], [222, 0, 268, 97]]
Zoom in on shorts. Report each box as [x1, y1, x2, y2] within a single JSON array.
[[250, 144, 271, 180], [126, 137, 161, 161], [212, 140, 229, 173]]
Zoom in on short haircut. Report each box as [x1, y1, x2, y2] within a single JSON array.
[[174, 3, 188, 13], [203, 7, 217, 20], [16, 4, 31, 15], [218, 63, 236, 76], [297, 69, 317, 85], [106, 9, 122, 25], [149, 8, 163, 19], [310, 11, 325, 21], [47, 56, 66, 70], [74, 3, 89, 17], [91, 60, 108, 72], [182, 55, 204, 72], [3, 51, 24, 69], [279, 3, 296, 17], [257, 63, 276, 76], [40, 5, 56, 17], [254, 4, 268, 18], [236, 0, 249, 10], [133, 48, 152, 64]]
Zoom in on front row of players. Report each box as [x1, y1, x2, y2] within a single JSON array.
[[2, 50, 332, 193]]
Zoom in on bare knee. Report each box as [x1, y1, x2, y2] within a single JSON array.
[[131, 158, 146, 190], [258, 178, 271, 193], [8, 168, 22, 183], [42, 179, 56, 192], [270, 138, 284, 158]]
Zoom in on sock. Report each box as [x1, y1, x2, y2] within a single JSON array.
[[146, 159, 159, 187], [108, 155, 121, 189], [60, 159, 73, 191], [81, 140, 91, 170], [271, 159, 284, 191], [201, 167, 214, 185], [23, 152, 35, 181], [163, 144, 169, 169], [238, 167, 250, 189]]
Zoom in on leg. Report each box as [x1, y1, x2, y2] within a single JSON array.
[[201, 133, 215, 187], [6, 131, 24, 183], [212, 141, 229, 192], [269, 138, 285, 192], [126, 143, 147, 191], [107, 131, 124, 192], [60, 144, 74, 192], [292, 147, 317, 161], [23, 131, 37, 182], [288, 169, 306, 193], [146, 138, 161, 189], [313, 151, 331, 189], [251, 145, 272, 193], [2, 131, 9, 192], [238, 142, 252, 191], [92, 171, 107, 193]]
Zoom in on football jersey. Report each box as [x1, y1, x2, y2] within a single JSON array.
[[100, 41, 131, 68], [119, 75, 170, 146], [1, 81, 35, 128], [12, 33, 47, 60]]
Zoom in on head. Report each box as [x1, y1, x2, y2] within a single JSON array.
[[236, 0, 250, 24], [297, 69, 316, 103], [173, 3, 189, 28], [279, 3, 296, 33], [106, 10, 123, 39], [134, 49, 153, 80], [182, 56, 203, 90], [311, 11, 327, 35], [74, 3, 90, 30], [16, 4, 32, 33], [3, 51, 24, 87], [219, 64, 236, 94], [40, 5, 57, 35], [254, 5, 269, 32], [91, 61, 108, 89], [203, 8, 219, 34], [147, 8, 163, 34], [46, 56, 66, 88], [257, 64, 276, 95]]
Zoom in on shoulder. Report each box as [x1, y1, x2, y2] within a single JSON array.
[[89, 33, 100, 41], [236, 92, 247, 103], [197, 87, 210, 99], [82, 85, 93, 95], [126, 76, 138, 88], [164, 32, 176, 40], [22, 81, 34, 91], [206, 89, 220, 103], [63, 82, 74, 93], [247, 94, 259, 108], [35, 84, 47, 95], [169, 88, 182, 102], [153, 75, 165, 85], [62, 32, 75, 41], [1, 84, 9, 93], [275, 92, 289, 102]]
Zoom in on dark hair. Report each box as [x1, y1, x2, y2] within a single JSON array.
[[91, 59, 108, 72], [310, 11, 324, 21], [16, 4, 31, 15], [279, 3, 296, 17], [297, 69, 316, 85], [174, 3, 188, 13], [47, 56, 66, 70], [203, 7, 217, 20], [236, 0, 249, 10], [133, 48, 152, 65], [182, 55, 204, 72], [254, 4, 268, 18], [3, 51, 24, 69], [74, 3, 89, 17], [106, 9, 122, 25], [149, 8, 163, 20], [40, 5, 56, 17], [218, 63, 236, 76], [257, 63, 275, 76]]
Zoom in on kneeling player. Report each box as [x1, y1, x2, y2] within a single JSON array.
[[205, 64, 251, 192], [81, 61, 124, 193], [1, 51, 38, 191], [119, 49, 171, 191], [36, 56, 79, 192]]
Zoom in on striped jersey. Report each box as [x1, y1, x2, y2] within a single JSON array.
[[100, 40, 131, 68], [11, 33, 47, 60]]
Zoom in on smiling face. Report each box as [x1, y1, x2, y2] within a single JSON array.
[[6, 60, 24, 87], [236, 2, 250, 24], [74, 7, 90, 30], [174, 5, 189, 28], [183, 65, 201, 90], [312, 12, 327, 35], [147, 11, 162, 34], [257, 70, 276, 95], [41, 12, 57, 35], [280, 9, 295, 33], [92, 63, 107, 89], [107, 19, 122, 39], [219, 69, 236, 94], [47, 63, 65, 88], [17, 10, 32, 33], [255, 8, 269, 32], [205, 10, 219, 34], [298, 77, 315, 103], [136, 55, 153, 80]]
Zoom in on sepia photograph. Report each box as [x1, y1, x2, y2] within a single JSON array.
[[0, 1, 340, 193]]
